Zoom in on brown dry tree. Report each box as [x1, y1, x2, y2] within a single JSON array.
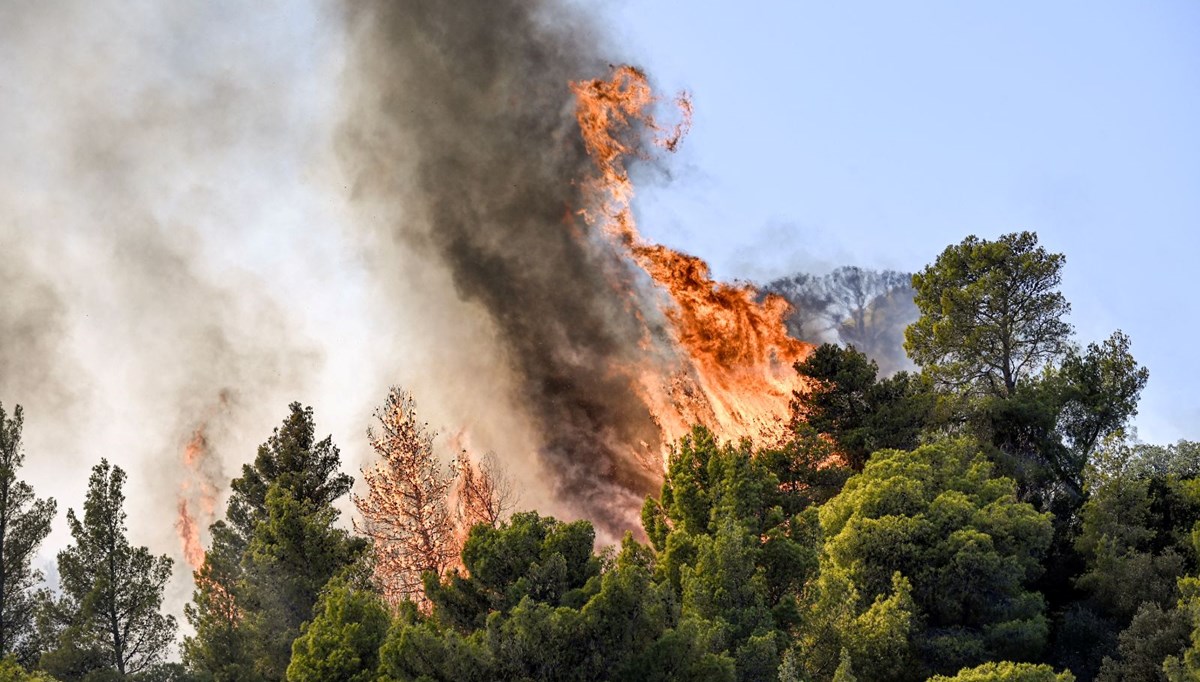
[[452, 451, 516, 531], [353, 388, 457, 608]]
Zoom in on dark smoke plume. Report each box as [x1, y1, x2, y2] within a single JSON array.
[[338, 0, 666, 533]]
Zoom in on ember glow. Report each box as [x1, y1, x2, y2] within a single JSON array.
[[572, 66, 812, 454]]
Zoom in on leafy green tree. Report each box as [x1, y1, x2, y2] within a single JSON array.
[[818, 440, 1053, 678], [227, 403, 353, 542], [1045, 604, 1117, 682], [926, 661, 1075, 681], [181, 521, 258, 682], [757, 423, 850, 517], [679, 519, 771, 644], [1074, 471, 1200, 622], [285, 580, 389, 682], [1056, 331, 1149, 464], [794, 343, 935, 470], [832, 648, 857, 682], [794, 569, 914, 682], [0, 404, 55, 666], [380, 517, 685, 682], [1088, 439, 1200, 488], [641, 427, 831, 680], [1095, 602, 1189, 682], [240, 487, 366, 680], [425, 511, 600, 631], [1161, 533, 1200, 682], [184, 403, 364, 682], [43, 460, 176, 678], [0, 655, 56, 681], [906, 231, 1072, 398], [1009, 331, 1149, 503]]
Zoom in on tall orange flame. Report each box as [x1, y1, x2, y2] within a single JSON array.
[[572, 66, 811, 455], [176, 428, 216, 570]]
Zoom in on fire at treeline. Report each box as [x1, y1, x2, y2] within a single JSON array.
[[2, 4, 1197, 682]]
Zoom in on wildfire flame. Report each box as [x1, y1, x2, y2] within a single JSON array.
[[176, 428, 217, 570], [571, 66, 811, 456]]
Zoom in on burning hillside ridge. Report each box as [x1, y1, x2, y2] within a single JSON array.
[[337, 0, 812, 537]]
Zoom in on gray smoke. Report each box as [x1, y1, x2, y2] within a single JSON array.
[[0, 0, 360, 621], [336, 0, 667, 535], [2, 0, 697, 621]]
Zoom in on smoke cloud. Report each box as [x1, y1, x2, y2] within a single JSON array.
[[0, 0, 365, 618], [2, 0, 875, 621], [336, 0, 667, 534]]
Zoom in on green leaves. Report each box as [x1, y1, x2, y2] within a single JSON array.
[[794, 344, 934, 471], [286, 581, 390, 682], [46, 460, 176, 678], [818, 440, 1053, 678], [926, 661, 1075, 681], [0, 404, 55, 666], [907, 232, 1072, 398], [184, 403, 364, 682]]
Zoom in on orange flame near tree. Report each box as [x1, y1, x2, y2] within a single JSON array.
[[571, 66, 811, 454], [176, 428, 216, 570]]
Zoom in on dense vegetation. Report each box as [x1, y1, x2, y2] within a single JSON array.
[[1, 231, 1197, 681]]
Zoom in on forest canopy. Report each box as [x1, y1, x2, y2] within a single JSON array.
[[1, 231, 1195, 682]]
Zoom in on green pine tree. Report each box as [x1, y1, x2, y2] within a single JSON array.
[[0, 404, 55, 666], [183, 403, 364, 682], [285, 579, 389, 682], [43, 460, 176, 678]]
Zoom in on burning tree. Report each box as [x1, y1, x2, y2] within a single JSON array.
[[453, 451, 515, 531], [354, 388, 458, 607]]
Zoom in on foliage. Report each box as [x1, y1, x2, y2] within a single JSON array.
[[185, 403, 364, 682], [793, 566, 914, 681], [1087, 439, 1200, 489], [379, 521, 682, 682], [1074, 471, 1200, 621], [1095, 602, 1189, 682], [0, 405, 55, 666], [43, 460, 175, 678], [794, 343, 935, 469], [906, 231, 1072, 398], [240, 487, 367, 680], [227, 403, 353, 542], [0, 655, 55, 681], [1056, 331, 1149, 463], [832, 648, 857, 682], [926, 661, 1075, 681], [286, 580, 389, 682], [757, 423, 851, 517], [180, 521, 259, 682], [818, 440, 1053, 678], [425, 511, 601, 631]]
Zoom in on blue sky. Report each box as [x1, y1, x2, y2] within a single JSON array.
[[593, 1, 1200, 443]]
